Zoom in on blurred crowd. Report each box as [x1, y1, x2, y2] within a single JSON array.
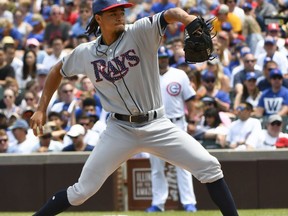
[[0, 0, 288, 153]]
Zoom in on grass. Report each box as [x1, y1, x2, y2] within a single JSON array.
[[1, 209, 288, 216]]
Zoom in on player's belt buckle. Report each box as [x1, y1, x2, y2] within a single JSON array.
[[130, 114, 149, 123]]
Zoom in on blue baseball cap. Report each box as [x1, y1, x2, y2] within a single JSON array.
[[221, 22, 232, 31], [202, 71, 216, 81], [92, 0, 133, 14], [9, 119, 29, 131], [264, 37, 276, 45], [158, 46, 170, 58], [242, 2, 252, 10], [246, 72, 257, 81], [269, 68, 283, 78]]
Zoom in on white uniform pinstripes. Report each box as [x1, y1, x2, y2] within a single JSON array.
[[60, 13, 223, 206], [149, 67, 197, 207]]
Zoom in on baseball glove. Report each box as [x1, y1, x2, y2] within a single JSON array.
[[184, 16, 216, 64]]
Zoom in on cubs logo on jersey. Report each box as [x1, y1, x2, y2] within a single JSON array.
[[167, 82, 181, 96]]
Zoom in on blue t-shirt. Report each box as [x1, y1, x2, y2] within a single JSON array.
[[215, 90, 231, 104], [151, 2, 176, 14], [62, 144, 94, 151], [257, 86, 288, 115]]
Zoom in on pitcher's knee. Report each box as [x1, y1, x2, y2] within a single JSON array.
[[194, 155, 223, 183]]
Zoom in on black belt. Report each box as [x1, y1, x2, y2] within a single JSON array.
[[169, 117, 183, 122], [114, 111, 157, 123]]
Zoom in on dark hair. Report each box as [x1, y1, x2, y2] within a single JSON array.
[[85, 16, 100, 37], [76, 34, 90, 41], [204, 108, 222, 128], [22, 50, 37, 80], [48, 111, 62, 120], [244, 102, 253, 111], [83, 97, 96, 107]]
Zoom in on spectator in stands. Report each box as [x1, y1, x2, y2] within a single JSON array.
[[256, 36, 288, 75], [62, 0, 79, 25], [26, 13, 46, 44], [241, 3, 263, 55], [35, 65, 49, 98], [0, 46, 15, 87], [254, 68, 288, 117], [199, 71, 231, 112], [3, 42, 23, 81], [215, 31, 232, 67], [198, 107, 230, 146], [79, 76, 102, 115], [225, 102, 262, 150], [0, 0, 13, 23], [0, 111, 8, 130], [75, 34, 90, 46], [47, 111, 67, 142], [254, 0, 278, 32], [62, 124, 94, 151], [16, 49, 38, 89], [0, 128, 9, 153], [257, 60, 288, 91], [150, 0, 176, 14], [212, 4, 242, 39], [26, 38, 47, 64], [241, 72, 261, 108], [32, 123, 63, 152], [50, 80, 77, 114], [254, 23, 286, 57], [233, 53, 262, 110], [257, 114, 288, 149], [0, 88, 22, 119], [164, 22, 184, 44], [13, 8, 33, 45], [224, 0, 245, 24], [21, 106, 35, 126], [43, 4, 71, 51], [0, 77, 23, 107], [42, 37, 67, 71], [0, 18, 23, 49], [7, 119, 36, 153], [204, 58, 231, 92], [21, 90, 38, 111], [18, 0, 34, 25], [63, 114, 100, 147], [71, 2, 92, 45]]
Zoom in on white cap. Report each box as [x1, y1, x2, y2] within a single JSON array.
[[67, 124, 85, 137]]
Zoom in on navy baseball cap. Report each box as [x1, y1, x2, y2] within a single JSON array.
[[269, 68, 283, 78], [221, 22, 232, 31], [245, 72, 257, 81], [242, 2, 252, 10], [202, 71, 216, 81], [158, 46, 170, 58], [92, 0, 133, 14]]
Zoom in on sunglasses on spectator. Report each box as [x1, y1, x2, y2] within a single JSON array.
[[80, 10, 90, 13], [0, 138, 8, 142], [80, 122, 90, 126], [204, 102, 214, 106], [62, 89, 73, 94], [25, 97, 34, 101], [270, 121, 282, 126], [236, 106, 246, 111], [52, 12, 61, 15], [270, 76, 282, 80], [205, 79, 215, 83], [244, 59, 256, 63], [4, 95, 13, 99]]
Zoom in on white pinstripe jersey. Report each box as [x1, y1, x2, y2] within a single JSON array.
[[61, 13, 165, 115]]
